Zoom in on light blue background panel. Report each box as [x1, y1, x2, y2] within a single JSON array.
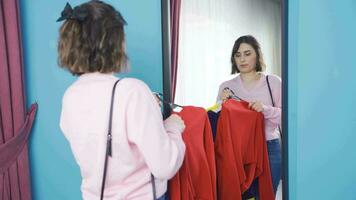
[[288, 0, 356, 199]]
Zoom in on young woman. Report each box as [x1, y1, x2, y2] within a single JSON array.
[[217, 35, 282, 197], [58, 1, 185, 199]]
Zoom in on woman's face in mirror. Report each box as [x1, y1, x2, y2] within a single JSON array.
[[234, 43, 257, 73]]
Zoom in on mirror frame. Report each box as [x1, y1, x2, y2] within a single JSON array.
[[161, 0, 289, 199]]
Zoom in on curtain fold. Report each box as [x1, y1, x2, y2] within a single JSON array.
[[170, 0, 181, 102], [0, 0, 38, 199], [0, 104, 37, 174]]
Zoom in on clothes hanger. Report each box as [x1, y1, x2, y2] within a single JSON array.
[[223, 87, 244, 101], [153, 92, 183, 108]]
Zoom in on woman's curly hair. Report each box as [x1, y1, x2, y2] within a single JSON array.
[[58, 1, 128, 75]]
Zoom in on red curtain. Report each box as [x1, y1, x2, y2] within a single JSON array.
[[170, 0, 181, 102], [0, 0, 37, 199]]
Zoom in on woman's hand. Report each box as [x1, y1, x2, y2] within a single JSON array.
[[221, 88, 232, 102], [165, 114, 186, 132], [248, 101, 264, 112]]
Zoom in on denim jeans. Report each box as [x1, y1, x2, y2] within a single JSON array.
[[244, 138, 281, 199], [267, 138, 282, 194]]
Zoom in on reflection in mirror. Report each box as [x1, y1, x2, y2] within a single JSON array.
[[172, 0, 283, 199], [175, 0, 281, 107]]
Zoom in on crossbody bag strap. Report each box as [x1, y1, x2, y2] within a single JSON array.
[[100, 79, 157, 200], [266, 75, 275, 107], [151, 174, 157, 199], [100, 79, 121, 200], [266, 75, 282, 136]]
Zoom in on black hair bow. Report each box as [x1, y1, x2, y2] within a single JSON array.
[[56, 2, 88, 22]]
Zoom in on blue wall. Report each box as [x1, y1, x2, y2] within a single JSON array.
[[20, 0, 163, 199], [288, 0, 356, 199]]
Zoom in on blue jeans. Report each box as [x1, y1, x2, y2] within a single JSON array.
[[267, 138, 282, 194], [157, 192, 168, 200], [244, 139, 281, 199]]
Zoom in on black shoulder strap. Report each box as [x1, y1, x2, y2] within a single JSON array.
[[266, 75, 282, 136], [151, 174, 157, 199], [266, 75, 275, 107], [100, 79, 157, 200], [100, 79, 121, 200]]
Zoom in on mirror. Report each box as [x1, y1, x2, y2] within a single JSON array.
[[162, 0, 287, 199]]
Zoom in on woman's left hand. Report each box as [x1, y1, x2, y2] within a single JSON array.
[[248, 101, 264, 112]]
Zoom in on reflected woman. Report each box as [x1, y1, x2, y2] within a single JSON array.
[[216, 35, 282, 197]]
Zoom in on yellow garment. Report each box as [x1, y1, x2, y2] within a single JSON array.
[[206, 103, 219, 112]]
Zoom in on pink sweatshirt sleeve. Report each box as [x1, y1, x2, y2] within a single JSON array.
[[262, 75, 282, 126], [126, 80, 185, 179]]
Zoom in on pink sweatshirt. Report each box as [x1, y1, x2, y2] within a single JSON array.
[[60, 72, 185, 200], [217, 73, 281, 140]]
